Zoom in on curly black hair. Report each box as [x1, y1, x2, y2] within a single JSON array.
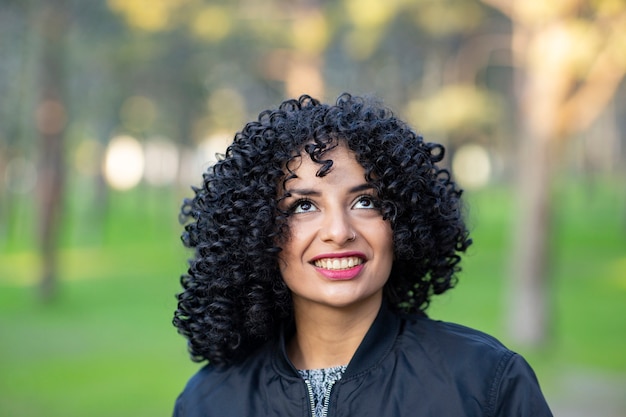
[[174, 93, 472, 365]]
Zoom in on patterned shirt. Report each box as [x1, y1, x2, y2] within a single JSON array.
[[298, 365, 347, 417]]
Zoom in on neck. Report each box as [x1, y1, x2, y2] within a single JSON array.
[[287, 295, 382, 370]]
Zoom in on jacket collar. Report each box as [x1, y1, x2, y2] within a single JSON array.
[[273, 301, 401, 378]]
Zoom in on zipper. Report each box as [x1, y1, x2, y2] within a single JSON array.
[[304, 379, 337, 417], [321, 380, 336, 417], [304, 379, 316, 417]]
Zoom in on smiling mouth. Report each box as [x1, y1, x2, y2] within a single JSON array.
[[313, 257, 364, 270]]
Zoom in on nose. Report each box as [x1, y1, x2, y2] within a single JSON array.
[[319, 207, 355, 245]]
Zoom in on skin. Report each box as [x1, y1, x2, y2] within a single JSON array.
[[278, 142, 394, 369]]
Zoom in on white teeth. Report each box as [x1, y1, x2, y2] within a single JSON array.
[[314, 257, 363, 270]]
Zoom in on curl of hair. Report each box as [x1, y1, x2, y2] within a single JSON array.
[[174, 93, 472, 365]]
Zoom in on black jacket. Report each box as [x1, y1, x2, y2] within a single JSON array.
[[173, 304, 552, 416]]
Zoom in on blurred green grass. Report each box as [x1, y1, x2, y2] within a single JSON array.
[[1, 180, 625, 416]]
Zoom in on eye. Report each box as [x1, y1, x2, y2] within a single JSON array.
[[353, 195, 379, 210], [291, 199, 318, 214]]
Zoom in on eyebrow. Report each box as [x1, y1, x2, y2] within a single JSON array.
[[285, 183, 374, 197]]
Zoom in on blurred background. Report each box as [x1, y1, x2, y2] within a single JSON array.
[[0, 0, 625, 416]]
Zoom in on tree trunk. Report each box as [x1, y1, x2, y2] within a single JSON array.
[[508, 31, 563, 346], [509, 110, 553, 346], [36, 0, 68, 302]]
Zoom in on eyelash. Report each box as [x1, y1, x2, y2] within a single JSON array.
[[354, 195, 380, 209], [289, 198, 316, 214]]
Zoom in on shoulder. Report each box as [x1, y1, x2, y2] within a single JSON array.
[[393, 315, 552, 416], [396, 315, 517, 390], [173, 364, 231, 417], [178, 364, 230, 400], [173, 344, 275, 417], [399, 315, 523, 382], [399, 315, 510, 354]]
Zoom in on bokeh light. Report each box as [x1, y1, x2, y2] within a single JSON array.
[[191, 5, 232, 42], [452, 144, 492, 189], [103, 135, 144, 190], [143, 137, 179, 186]]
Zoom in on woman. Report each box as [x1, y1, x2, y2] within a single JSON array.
[[173, 93, 553, 416]]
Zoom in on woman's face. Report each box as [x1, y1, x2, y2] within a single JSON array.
[[278, 143, 394, 312]]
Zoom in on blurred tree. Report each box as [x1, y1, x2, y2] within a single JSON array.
[[3, 0, 622, 317], [0, 0, 37, 247], [105, 0, 288, 140], [36, 0, 70, 301], [481, 0, 626, 346]]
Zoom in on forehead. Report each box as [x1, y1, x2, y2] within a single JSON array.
[[286, 144, 365, 186]]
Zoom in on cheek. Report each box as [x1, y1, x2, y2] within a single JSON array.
[[278, 256, 300, 294], [276, 219, 298, 260], [378, 224, 395, 267], [277, 247, 292, 277], [278, 220, 309, 256], [277, 234, 300, 278]]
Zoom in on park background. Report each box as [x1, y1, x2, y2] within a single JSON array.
[[1, 0, 625, 416]]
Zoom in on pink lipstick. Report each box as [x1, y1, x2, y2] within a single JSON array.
[[310, 252, 366, 281], [315, 263, 364, 280]]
